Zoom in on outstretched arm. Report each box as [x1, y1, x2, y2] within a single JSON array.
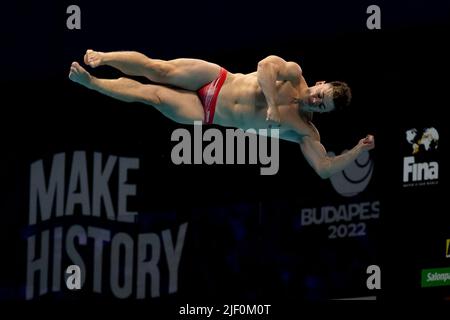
[[300, 134, 375, 179], [257, 55, 302, 123]]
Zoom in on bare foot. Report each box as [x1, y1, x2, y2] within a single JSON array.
[[84, 49, 104, 68], [68, 62, 94, 89]]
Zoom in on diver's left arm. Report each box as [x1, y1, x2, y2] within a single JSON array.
[[300, 134, 375, 179]]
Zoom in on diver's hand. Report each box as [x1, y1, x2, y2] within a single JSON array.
[[266, 105, 281, 124], [358, 134, 375, 151]]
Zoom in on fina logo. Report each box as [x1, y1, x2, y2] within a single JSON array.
[[327, 150, 373, 197], [403, 127, 439, 184], [406, 128, 439, 155]]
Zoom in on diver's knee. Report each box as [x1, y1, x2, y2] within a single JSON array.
[[141, 86, 162, 106]]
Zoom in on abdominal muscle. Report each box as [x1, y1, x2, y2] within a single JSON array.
[[213, 72, 301, 138]]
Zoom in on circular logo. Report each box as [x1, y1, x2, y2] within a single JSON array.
[[328, 150, 373, 197]]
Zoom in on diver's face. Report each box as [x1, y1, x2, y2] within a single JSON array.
[[302, 82, 335, 113]]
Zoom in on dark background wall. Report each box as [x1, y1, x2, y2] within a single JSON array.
[[1, 0, 449, 314]]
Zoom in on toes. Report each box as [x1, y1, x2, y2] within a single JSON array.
[[72, 62, 85, 73], [84, 50, 94, 65], [71, 62, 79, 73], [73, 62, 83, 71]]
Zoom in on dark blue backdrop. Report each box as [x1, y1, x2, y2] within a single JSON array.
[[1, 0, 450, 315]]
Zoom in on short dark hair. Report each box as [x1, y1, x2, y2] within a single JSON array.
[[329, 81, 352, 111]]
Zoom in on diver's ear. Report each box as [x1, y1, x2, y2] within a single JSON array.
[[315, 80, 326, 86]]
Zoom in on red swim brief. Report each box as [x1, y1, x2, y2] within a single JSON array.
[[196, 67, 228, 124]]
